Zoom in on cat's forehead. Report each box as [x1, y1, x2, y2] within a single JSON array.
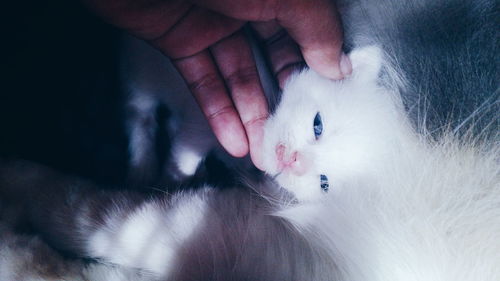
[[276, 71, 334, 117], [284, 70, 336, 98]]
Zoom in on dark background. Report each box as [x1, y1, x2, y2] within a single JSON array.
[[2, 1, 129, 185]]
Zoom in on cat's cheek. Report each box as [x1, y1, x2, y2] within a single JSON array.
[[261, 151, 277, 175], [261, 138, 280, 175], [276, 175, 325, 202]]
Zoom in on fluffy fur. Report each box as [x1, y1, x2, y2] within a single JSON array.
[[340, 0, 499, 137], [1, 47, 498, 279], [0, 222, 154, 281], [284, 138, 499, 281], [263, 45, 500, 280], [263, 47, 410, 200], [0, 0, 498, 280]]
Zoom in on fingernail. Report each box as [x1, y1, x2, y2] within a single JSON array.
[[340, 53, 352, 78]]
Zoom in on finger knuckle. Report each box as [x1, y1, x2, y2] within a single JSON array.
[[243, 114, 268, 128], [207, 105, 234, 121], [263, 29, 289, 47], [188, 73, 224, 93], [225, 66, 260, 89]]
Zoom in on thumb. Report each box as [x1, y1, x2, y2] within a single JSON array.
[[276, 0, 351, 80]]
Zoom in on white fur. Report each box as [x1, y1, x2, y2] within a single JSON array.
[[0, 222, 152, 281], [263, 47, 411, 201], [268, 46, 500, 280], [87, 190, 208, 277], [281, 137, 499, 281], [1, 42, 497, 281]]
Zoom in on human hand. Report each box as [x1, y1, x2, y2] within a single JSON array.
[[83, 0, 351, 170]]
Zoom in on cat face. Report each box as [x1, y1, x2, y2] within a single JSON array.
[[263, 47, 402, 201]]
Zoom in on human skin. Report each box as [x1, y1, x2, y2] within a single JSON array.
[[83, 0, 351, 169]]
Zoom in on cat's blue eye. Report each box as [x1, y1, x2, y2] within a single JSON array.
[[314, 112, 323, 139], [320, 174, 329, 192]]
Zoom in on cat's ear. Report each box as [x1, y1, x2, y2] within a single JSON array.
[[348, 45, 383, 82]]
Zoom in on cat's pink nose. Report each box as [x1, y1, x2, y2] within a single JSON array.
[[275, 144, 307, 175]]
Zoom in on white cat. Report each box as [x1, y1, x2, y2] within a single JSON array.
[[1, 0, 498, 279], [267, 46, 500, 280], [1, 46, 497, 281]]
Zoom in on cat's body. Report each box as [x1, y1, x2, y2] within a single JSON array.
[[0, 128, 498, 280], [1, 97, 498, 281], [0, 221, 152, 281], [0, 0, 498, 280], [266, 49, 499, 280]]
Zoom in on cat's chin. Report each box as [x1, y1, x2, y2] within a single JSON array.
[[274, 173, 326, 202]]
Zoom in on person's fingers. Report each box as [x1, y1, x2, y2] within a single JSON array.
[[173, 50, 249, 158], [210, 31, 269, 169], [191, 0, 350, 80], [251, 20, 305, 89], [190, 0, 279, 21], [82, 0, 191, 40], [84, 1, 245, 54], [276, 0, 351, 80], [150, 6, 244, 59]]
